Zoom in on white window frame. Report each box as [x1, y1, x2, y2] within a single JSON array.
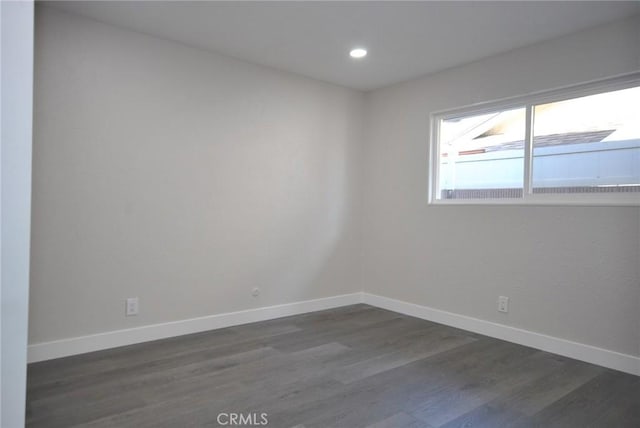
[[428, 72, 640, 206]]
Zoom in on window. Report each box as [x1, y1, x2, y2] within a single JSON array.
[[429, 74, 640, 205]]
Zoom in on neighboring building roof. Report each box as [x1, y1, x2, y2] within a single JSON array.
[[468, 130, 614, 155]]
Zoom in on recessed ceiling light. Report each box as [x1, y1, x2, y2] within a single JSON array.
[[349, 48, 367, 59]]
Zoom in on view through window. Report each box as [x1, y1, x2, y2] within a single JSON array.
[[532, 86, 640, 195], [432, 79, 640, 203]]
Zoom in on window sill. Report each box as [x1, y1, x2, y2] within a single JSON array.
[[429, 197, 640, 207]]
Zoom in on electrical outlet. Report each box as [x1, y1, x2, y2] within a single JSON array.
[[498, 296, 509, 313], [126, 297, 139, 316], [251, 287, 260, 297]]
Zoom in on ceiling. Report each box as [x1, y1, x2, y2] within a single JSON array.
[[48, 1, 640, 91]]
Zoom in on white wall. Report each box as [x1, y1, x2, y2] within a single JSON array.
[[1, 1, 34, 426], [30, 6, 364, 344], [31, 5, 640, 367], [362, 16, 640, 357]]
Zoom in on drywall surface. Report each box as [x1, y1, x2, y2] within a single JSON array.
[[362, 16, 640, 357], [30, 6, 364, 344], [1, 1, 34, 426]]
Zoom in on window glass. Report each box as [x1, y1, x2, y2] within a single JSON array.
[[431, 78, 640, 204], [438, 108, 526, 199], [532, 86, 640, 195]]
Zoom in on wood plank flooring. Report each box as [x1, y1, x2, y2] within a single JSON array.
[[26, 304, 640, 427]]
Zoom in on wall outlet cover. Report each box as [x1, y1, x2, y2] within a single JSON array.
[[126, 297, 139, 316], [498, 296, 509, 313]]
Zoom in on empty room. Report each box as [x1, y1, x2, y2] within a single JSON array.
[[2, 1, 640, 427]]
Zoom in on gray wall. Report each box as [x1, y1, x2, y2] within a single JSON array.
[[361, 16, 640, 357], [1, 1, 34, 426], [30, 6, 364, 344]]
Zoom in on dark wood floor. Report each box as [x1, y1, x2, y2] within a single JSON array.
[[27, 304, 639, 428]]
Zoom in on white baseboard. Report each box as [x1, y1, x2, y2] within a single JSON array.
[[362, 293, 640, 376], [27, 292, 364, 363], [28, 291, 640, 377]]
